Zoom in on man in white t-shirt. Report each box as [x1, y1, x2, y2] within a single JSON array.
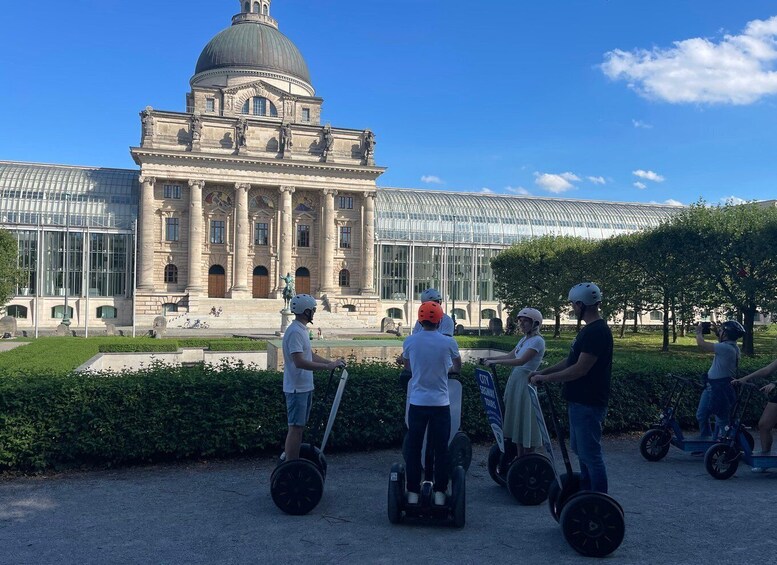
[[282, 294, 345, 461], [402, 301, 462, 506]]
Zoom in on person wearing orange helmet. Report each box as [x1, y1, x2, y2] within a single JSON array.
[[401, 301, 462, 506], [480, 307, 546, 475]]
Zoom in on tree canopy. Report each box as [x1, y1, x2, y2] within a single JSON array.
[[0, 229, 20, 312]]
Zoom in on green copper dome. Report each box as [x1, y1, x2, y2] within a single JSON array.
[[195, 21, 311, 84]]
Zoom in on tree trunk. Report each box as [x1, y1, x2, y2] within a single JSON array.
[[619, 300, 627, 338], [662, 292, 670, 352], [742, 306, 756, 356], [554, 312, 561, 338], [632, 311, 639, 333], [670, 298, 677, 343]]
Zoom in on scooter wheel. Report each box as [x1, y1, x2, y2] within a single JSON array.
[[449, 431, 472, 473], [387, 462, 405, 524], [639, 428, 671, 462], [560, 492, 625, 558], [704, 443, 740, 480], [506, 453, 554, 506], [487, 444, 506, 487], [270, 459, 324, 515], [548, 472, 581, 522], [451, 465, 466, 528]]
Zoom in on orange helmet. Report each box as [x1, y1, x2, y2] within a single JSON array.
[[418, 301, 444, 324]]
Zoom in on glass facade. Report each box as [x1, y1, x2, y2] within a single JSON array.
[[88, 233, 129, 297]]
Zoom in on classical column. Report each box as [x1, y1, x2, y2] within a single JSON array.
[[232, 183, 251, 296], [137, 176, 156, 291], [186, 180, 205, 294], [321, 188, 337, 293], [361, 191, 376, 294], [277, 186, 295, 295]]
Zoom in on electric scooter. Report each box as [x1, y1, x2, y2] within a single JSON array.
[[639, 374, 753, 461], [530, 384, 625, 558], [270, 367, 349, 515], [386, 375, 469, 527], [704, 382, 777, 479], [475, 365, 554, 505]]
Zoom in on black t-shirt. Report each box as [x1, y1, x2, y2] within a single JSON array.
[[562, 319, 613, 407]]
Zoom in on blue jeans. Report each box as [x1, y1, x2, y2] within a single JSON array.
[[403, 404, 451, 494], [697, 382, 732, 439], [696, 386, 713, 438], [568, 402, 608, 494]]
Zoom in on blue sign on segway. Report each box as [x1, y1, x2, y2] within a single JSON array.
[[475, 368, 504, 452]]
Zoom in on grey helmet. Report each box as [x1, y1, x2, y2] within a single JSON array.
[[290, 294, 317, 315], [568, 282, 602, 306]]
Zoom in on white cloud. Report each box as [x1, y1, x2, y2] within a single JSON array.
[[721, 195, 747, 205], [505, 186, 530, 195], [479, 187, 494, 194], [634, 181, 647, 190], [664, 199, 684, 206], [421, 175, 443, 184], [601, 16, 777, 105], [534, 172, 581, 193], [633, 169, 665, 182], [632, 119, 653, 129], [588, 176, 606, 185]]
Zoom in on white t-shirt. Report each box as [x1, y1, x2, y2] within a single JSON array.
[[412, 313, 455, 337], [402, 330, 461, 406], [708, 341, 740, 381], [282, 320, 313, 393], [513, 334, 545, 372]]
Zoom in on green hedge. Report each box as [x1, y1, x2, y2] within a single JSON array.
[[0, 358, 772, 472], [98, 342, 179, 353]]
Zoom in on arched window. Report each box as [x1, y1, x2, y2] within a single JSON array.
[[339, 269, 350, 287], [97, 306, 117, 319], [253, 2, 260, 13], [241, 96, 278, 117], [481, 309, 497, 320], [162, 303, 178, 314], [7, 305, 27, 319], [244, 2, 251, 12], [262, 3, 269, 15], [164, 264, 178, 283], [452, 308, 467, 321], [51, 305, 74, 319], [387, 308, 403, 320], [342, 304, 356, 312], [650, 311, 663, 321]]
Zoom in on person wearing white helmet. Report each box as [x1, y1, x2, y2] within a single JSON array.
[[281, 293, 346, 461], [531, 282, 613, 494], [480, 307, 546, 475], [412, 288, 455, 337]]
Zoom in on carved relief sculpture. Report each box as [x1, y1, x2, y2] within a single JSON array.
[[140, 106, 155, 143], [279, 122, 293, 156], [322, 124, 334, 161], [190, 113, 202, 150], [362, 129, 376, 165], [235, 118, 248, 152]]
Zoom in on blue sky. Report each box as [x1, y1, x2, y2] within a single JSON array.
[[1, 0, 776, 205]]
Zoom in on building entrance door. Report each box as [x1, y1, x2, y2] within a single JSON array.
[[253, 266, 269, 298], [208, 265, 226, 298], [295, 267, 310, 295]]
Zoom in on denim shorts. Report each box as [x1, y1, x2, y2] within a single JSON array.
[[285, 391, 313, 426]]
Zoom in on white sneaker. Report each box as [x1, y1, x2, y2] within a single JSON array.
[[407, 492, 419, 504], [434, 491, 447, 506], [751, 467, 766, 473]]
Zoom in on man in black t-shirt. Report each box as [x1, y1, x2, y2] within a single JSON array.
[[531, 282, 613, 493]]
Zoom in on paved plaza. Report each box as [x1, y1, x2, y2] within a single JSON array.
[[1, 437, 775, 564]]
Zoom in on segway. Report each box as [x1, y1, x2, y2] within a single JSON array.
[[387, 375, 468, 527], [475, 365, 554, 505], [529, 384, 625, 558], [639, 373, 754, 462], [270, 367, 349, 515]]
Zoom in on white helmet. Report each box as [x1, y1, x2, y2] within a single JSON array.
[[420, 288, 442, 303], [290, 294, 317, 315], [568, 283, 602, 306], [516, 307, 543, 327]]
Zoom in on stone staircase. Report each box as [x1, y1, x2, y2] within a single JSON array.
[[166, 298, 373, 330]]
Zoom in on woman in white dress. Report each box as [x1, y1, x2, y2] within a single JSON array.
[[480, 308, 545, 475]]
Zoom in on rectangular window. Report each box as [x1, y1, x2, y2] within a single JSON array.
[[339, 226, 352, 249], [206, 98, 215, 112], [163, 184, 181, 199], [297, 224, 310, 248], [338, 195, 353, 209], [165, 217, 179, 242], [255, 222, 268, 246], [302, 108, 310, 123], [211, 220, 225, 244]]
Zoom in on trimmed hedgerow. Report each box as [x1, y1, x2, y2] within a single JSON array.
[[98, 342, 179, 353]]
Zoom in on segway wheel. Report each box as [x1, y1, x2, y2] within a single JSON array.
[[451, 465, 466, 528], [639, 428, 671, 462], [548, 472, 581, 522], [299, 443, 328, 479], [270, 459, 324, 515], [487, 444, 506, 487], [559, 492, 625, 558], [387, 463, 405, 524], [449, 431, 473, 473], [704, 443, 740, 480], [506, 453, 554, 506]]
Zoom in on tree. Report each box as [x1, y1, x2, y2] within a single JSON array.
[[492, 235, 596, 337], [0, 229, 20, 312], [671, 202, 777, 355]]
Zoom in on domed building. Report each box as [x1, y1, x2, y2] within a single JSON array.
[[0, 0, 681, 333]]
